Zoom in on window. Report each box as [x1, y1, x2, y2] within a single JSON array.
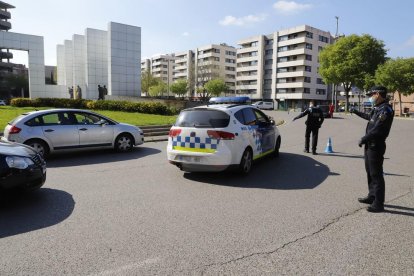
[[304, 77, 311, 83], [254, 109, 270, 124], [305, 66, 312, 72], [250, 61, 258, 66], [306, 43, 313, 50], [242, 108, 257, 125], [306, 32, 313, 38], [176, 110, 230, 128], [277, 88, 287, 93], [278, 57, 288, 62], [277, 67, 288, 73], [266, 39, 274, 45], [303, 88, 310, 94], [214, 49, 220, 53], [316, 89, 326, 95], [226, 58, 235, 63], [265, 69, 272, 75], [265, 59, 273, 65], [278, 35, 288, 42], [277, 78, 287, 83], [318, 46, 323, 52], [265, 49, 273, 55], [264, 79, 272, 85], [319, 35, 329, 43], [317, 78, 325, 84], [25, 116, 43, 126], [251, 41, 258, 47], [305, 54, 312, 61], [251, 51, 258, 56], [73, 112, 108, 125], [278, 46, 288, 52]]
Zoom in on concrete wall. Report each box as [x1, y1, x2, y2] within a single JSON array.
[[0, 31, 46, 98], [108, 22, 141, 97]]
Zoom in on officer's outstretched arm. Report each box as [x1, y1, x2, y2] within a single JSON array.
[[360, 111, 393, 143], [352, 110, 370, 121], [294, 109, 309, 120]]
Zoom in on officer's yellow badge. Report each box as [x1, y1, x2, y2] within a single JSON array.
[[379, 113, 387, 121]]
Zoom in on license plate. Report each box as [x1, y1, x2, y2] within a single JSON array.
[[177, 156, 200, 162]]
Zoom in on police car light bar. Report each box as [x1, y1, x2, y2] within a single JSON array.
[[209, 96, 251, 105]]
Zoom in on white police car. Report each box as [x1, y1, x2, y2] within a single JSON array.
[[167, 98, 281, 174]]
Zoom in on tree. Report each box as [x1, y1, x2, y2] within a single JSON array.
[[196, 62, 220, 101], [319, 34, 387, 111], [148, 81, 168, 97], [204, 79, 228, 98], [6, 75, 29, 98], [375, 57, 414, 116], [170, 79, 188, 99], [141, 70, 160, 95]]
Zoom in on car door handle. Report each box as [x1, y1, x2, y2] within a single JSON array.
[[79, 128, 88, 131], [44, 129, 54, 132]]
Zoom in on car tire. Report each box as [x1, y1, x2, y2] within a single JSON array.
[[115, 133, 134, 152], [24, 139, 49, 158], [239, 148, 253, 175], [273, 137, 281, 158]]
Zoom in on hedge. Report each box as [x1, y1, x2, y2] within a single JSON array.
[[10, 98, 179, 115]]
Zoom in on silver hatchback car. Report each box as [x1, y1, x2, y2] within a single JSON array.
[[2, 109, 144, 157]]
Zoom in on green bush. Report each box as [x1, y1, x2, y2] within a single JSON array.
[[10, 98, 178, 115]]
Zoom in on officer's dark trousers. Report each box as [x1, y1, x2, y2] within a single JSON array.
[[305, 127, 319, 152], [364, 143, 386, 206]]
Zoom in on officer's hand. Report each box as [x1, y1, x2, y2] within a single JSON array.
[[358, 139, 364, 147]]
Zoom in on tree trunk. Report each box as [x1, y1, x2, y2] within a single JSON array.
[[398, 91, 403, 117]]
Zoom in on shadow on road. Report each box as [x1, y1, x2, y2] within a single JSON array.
[[0, 188, 75, 238], [184, 152, 339, 189], [46, 147, 161, 168], [319, 152, 364, 159]]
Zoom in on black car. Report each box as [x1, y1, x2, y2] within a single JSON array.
[[0, 140, 46, 192]]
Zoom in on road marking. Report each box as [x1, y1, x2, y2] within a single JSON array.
[[91, 258, 160, 276]]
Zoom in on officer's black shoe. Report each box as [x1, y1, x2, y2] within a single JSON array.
[[312, 151, 318, 155], [358, 196, 375, 204], [303, 149, 309, 153], [367, 204, 384, 213]]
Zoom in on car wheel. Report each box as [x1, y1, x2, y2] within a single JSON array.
[[239, 148, 253, 174], [24, 139, 49, 158], [273, 137, 281, 158], [115, 133, 134, 152]]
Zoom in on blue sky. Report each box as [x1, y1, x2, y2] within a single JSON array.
[[9, 0, 414, 65]]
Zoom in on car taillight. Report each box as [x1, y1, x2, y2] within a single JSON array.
[[169, 129, 181, 137], [9, 125, 21, 134], [207, 130, 235, 140]]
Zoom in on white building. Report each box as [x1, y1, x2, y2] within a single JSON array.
[[57, 22, 141, 99], [141, 54, 176, 96], [236, 25, 333, 108]]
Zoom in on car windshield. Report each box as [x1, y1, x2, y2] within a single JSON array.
[[175, 109, 230, 128]]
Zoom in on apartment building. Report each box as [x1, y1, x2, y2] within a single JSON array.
[[141, 54, 176, 85], [194, 43, 237, 94], [236, 25, 333, 108]]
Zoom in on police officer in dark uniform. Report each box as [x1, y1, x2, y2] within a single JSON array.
[[351, 86, 394, 213], [292, 101, 325, 155]]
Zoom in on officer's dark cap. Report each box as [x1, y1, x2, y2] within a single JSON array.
[[366, 86, 388, 97]]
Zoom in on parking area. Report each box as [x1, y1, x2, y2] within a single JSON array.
[[1, 111, 413, 275]]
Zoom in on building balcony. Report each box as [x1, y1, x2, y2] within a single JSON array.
[[277, 36, 308, 47], [237, 46, 259, 55], [236, 65, 259, 72], [237, 75, 258, 81], [276, 71, 307, 78], [275, 93, 306, 100], [277, 48, 306, 58], [0, 10, 11, 20], [277, 60, 306, 68], [0, 20, 11, 31], [236, 84, 259, 90], [276, 82, 306, 89], [0, 51, 13, 59]]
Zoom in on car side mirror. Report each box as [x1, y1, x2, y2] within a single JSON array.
[[270, 120, 275, 125]]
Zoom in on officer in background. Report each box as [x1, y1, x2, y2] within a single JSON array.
[[351, 86, 394, 213], [292, 101, 325, 155]]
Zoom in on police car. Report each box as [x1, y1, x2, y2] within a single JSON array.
[[167, 97, 281, 174]]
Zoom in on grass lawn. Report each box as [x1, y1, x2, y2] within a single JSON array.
[[0, 106, 177, 130]]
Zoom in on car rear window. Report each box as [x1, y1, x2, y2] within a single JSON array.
[[175, 109, 230, 128], [8, 114, 28, 125]]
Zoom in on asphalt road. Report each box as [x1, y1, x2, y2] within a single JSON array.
[[1, 111, 413, 275]]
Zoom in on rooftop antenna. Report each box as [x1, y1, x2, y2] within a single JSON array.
[[335, 16, 339, 38]]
